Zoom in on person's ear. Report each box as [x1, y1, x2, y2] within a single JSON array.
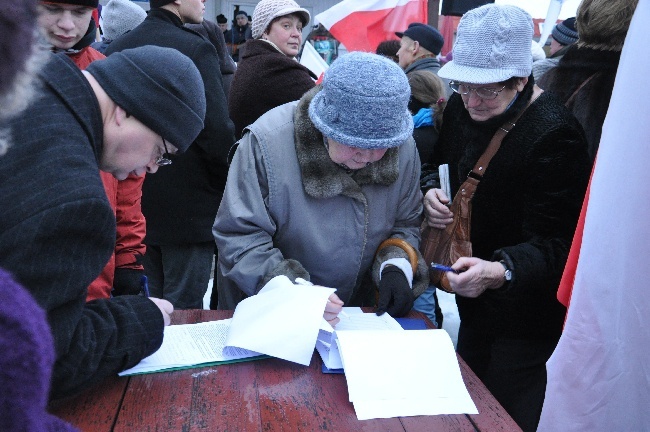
[[516, 77, 528, 92], [411, 41, 419, 53], [114, 105, 128, 127]]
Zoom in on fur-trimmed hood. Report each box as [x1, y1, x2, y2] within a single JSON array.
[[294, 87, 400, 200]]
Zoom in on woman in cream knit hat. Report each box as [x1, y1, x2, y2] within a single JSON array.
[[227, 0, 316, 139], [422, 4, 591, 430]]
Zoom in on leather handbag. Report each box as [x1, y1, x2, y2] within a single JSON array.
[[420, 96, 537, 292]]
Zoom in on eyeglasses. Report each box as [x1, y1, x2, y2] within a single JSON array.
[[449, 82, 507, 100], [155, 138, 172, 166]]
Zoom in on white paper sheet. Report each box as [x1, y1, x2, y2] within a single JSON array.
[[223, 275, 335, 366], [119, 319, 261, 376], [335, 329, 478, 419], [316, 311, 403, 369]]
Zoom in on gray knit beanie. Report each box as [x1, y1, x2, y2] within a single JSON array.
[[102, 0, 146, 41], [309, 52, 413, 149], [438, 4, 533, 84], [252, 0, 310, 39], [86, 46, 206, 152]]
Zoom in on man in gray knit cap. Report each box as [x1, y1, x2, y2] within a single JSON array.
[[106, 0, 236, 311], [0, 45, 205, 399], [214, 52, 429, 324]]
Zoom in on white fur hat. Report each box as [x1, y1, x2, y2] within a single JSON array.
[[251, 0, 310, 39], [438, 4, 533, 84]]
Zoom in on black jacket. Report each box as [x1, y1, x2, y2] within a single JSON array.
[[106, 9, 236, 244], [538, 46, 621, 162], [0, 54, 163, 399], [431, 87, 590, 340]]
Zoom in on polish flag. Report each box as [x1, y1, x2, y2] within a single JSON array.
[[538, 1, 650, 430], [315, 0, 428, 53]]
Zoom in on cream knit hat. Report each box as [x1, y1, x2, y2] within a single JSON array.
[[438, 4, 533, 84], [251, 0, 310, 39]]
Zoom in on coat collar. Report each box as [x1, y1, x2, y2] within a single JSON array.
[[293, 87, 399, 199]]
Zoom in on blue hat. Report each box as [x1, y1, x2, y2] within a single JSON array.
[[308, 52, 413, 150], [396, 23, 444, 55]]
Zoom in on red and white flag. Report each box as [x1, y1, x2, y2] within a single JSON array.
[[315, 0, 428, 53], [538, 1, 650, 430]]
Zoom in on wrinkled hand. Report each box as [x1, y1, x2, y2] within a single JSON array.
[[376, 266, 414, 317], [149, 297, 174, 326], [324, 293, 343, 327], [423, 188, 454, 229], [445, 257, 505, 298]]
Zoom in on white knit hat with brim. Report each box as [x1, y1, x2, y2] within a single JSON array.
[[251, 0, 310, 39], [438, 4, 533, 84]]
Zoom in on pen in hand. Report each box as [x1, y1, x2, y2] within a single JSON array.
[[140, 275, 150, 298], [430, 263, 460, 274]]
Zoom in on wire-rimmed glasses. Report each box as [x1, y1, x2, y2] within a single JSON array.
[[448, 82, 507, 100], [155, 138, 172, 166]]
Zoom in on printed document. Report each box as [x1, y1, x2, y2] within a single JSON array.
[[120, 275, 335, 375]]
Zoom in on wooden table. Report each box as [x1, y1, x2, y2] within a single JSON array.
[[50, 309, 521, 431]]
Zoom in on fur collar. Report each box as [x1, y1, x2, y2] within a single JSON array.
[[293, 87, 400, 199]]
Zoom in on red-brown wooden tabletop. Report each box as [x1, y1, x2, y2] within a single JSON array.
[[49, 309, 521, 431]]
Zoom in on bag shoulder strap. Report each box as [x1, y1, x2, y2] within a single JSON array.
[[471, 89, 542, 178], [565, 73, 598, 108]]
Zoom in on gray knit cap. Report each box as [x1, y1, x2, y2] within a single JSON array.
[[86, 46, 206, 152], [309, 52, 413, 149], [251, 0, 310, 39], [102, 0, 147, 41], [438, 4, 533, 84]]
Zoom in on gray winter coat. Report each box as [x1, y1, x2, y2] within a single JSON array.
[[213, 87, 428, 309]]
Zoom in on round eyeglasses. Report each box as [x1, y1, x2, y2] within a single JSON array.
[[156, 138, 172, 166], [449, 82, 507, 100]]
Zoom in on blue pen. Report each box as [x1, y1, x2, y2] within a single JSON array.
[[430, 263, 460, 274], [140, 275, 150, 298]]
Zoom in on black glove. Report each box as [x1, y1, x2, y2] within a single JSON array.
[[112, 268, 144, 296], [376, 265, 414, 317]]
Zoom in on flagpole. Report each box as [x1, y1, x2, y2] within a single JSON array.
[[428, 0, 440, 27]]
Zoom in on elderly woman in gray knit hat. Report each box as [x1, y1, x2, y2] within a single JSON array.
[[215, 52, 429, 325], [421, 4, 591, 430], [228, 0, 316, 139]]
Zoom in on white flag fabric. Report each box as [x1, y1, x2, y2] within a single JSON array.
[[538, 2, 650, 430], [299, 42, 328, 81], [315, 0, 427, 53]]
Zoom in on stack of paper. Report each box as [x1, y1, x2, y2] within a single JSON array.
[[316, 309, 403, 370], [119, 319, 262, 376], [335, 329, 478, 420], [120, 275, 335, 375]]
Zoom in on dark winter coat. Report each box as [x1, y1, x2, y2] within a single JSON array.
[[537, 46, 621, 162], [186, 19, 237, 96], [229, 39, 316, 139], [105, 9, 236, 244], [0, 54, 164, 399], [430, 85, 590, 340]]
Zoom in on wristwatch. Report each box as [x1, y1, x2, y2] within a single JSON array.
[[499, 261, 513, 282]]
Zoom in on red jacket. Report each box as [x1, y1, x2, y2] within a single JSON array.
[[67, 46, 147, 301]]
